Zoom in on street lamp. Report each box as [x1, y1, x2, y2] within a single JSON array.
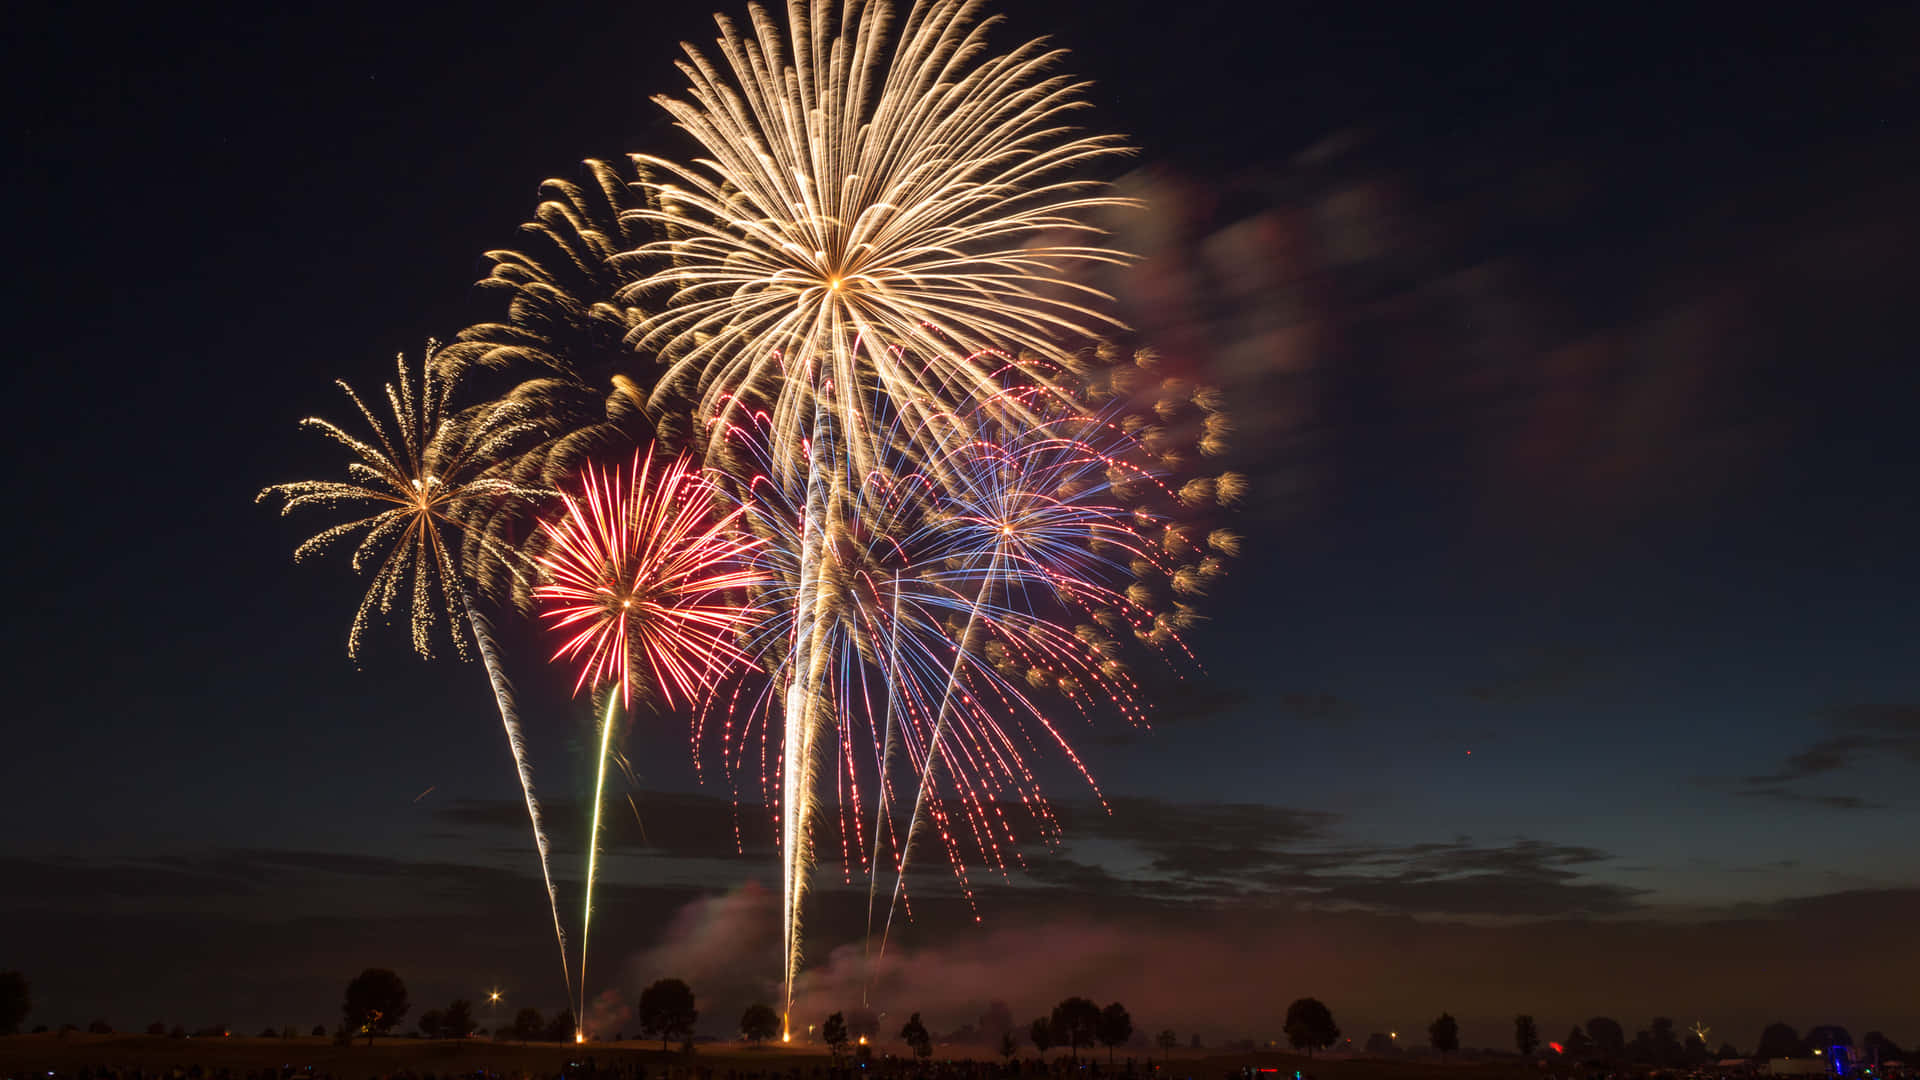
[[485, 989, 503, 1039]]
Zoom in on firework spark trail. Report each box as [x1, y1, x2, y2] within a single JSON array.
[[532, 449, 761, 1039], [779, 387, 837, 1036], [875, 549, 1003, 969], [861, 569, 905, 1003], [464, 597, 574, 1015], [578, 689, 619, 1036]]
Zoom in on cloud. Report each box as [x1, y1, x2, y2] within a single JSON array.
[[1029, 801, 1639, 918], [436, 791, 778, 859], [1745, 705, 1920, 783], [438, 792, 1640, 920], [1734, 789, 1885, 812], [5, 845, 1917, 1051], [1725, 704, 1920, 810]]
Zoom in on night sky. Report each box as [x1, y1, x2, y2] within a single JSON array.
[[6, 0, 1917, 1052]]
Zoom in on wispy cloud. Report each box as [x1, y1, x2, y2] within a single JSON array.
[[1724, 704, 1920, 810]]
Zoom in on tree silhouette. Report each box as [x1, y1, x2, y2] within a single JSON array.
[[979, 1001, 1014, 1050], [900, 1013, 932, 1059], [1051, 998, 1100, 1061], [544, 1010, 576, 1043], [1645, 1017, 1681, 1067], [638, 979, 697, 1051], [1283, 998, 1339, 1057], [341, 969, 408, 1046], [1806, 1026, 1853, 1052], [1863, 1032, 1905, 1063], [310, 1025, 325, 1038], [1000, 1032, 1020, 1062], [1158, 1030, 1179, 1062], [740, 1003, 779, 1046], [418, 1010, 444, 1039], [1757, 1023, 1804, 1059], [1715, 1043, 1742, 1061], [512, 1009, 543, 1042], [823, 1012, 849, 1061], [1029, 1017, 1056, 1059], [1586, 1017, 1626, 1061], [1097, 1002, 1133, 1063], [1515, 1015, 1538, 1057], [88, 1019, 113, 1035], [442, 1000, 474, 1039], [0, 972, 30, 1037], [1428, 1013, 1459, 1059], [1565, 1026, 1594, 1059]]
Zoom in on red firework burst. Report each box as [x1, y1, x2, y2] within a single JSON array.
[[534, 450, 760, 707]]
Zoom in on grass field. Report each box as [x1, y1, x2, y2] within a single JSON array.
[[0, 1034, 1557, 1080]]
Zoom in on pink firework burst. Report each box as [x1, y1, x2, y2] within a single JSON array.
[[534, 450, 761, 708]]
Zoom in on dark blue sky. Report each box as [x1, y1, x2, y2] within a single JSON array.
[[4, 0, 1916, 1052]]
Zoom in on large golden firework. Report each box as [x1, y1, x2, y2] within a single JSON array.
[[625, 0, 1139, 479]]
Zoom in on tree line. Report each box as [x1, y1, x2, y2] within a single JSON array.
[[8, 966, 1907, 1067]]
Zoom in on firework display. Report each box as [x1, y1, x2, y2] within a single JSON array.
[[531, 450, 761, 1036], [625, 0, 1138, 481], [257, 343, 575, 1016], [262, 0, 1238, 1040], [698, 374, 1212, 977], [623, 0, 1149, 1025]]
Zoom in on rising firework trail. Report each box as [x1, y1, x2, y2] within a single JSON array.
[[628, 0, 1139, 1025], [257, 342, 574, 1011], [532, 449, 761, 1037]]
